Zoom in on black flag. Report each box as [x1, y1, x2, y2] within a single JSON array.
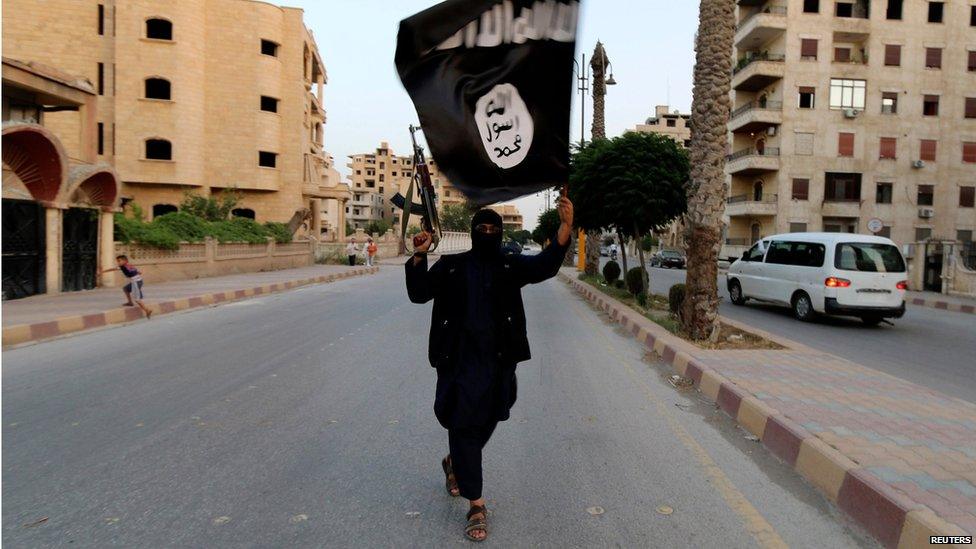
[[395, 0, 580, 206]]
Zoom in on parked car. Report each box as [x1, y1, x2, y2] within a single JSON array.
[[501, 240, 523, 255], [726, 232, 907, 325], [650, 249, 686, 269]]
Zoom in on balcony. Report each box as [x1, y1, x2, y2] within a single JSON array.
[[726, 146, 780, 175], [821, 198, 861, 218], [735, 6, 787, 50], [726, 193, 778, 217], [732, 53, 785, 91], [728, 100, 783, 133]]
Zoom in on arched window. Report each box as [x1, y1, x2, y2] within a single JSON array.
[[146, 18, 173, 40], [144, 78, 171, 100], [232, 208, 255, 219], [152, 204, 178, 218], [145, 139, 172, 160]]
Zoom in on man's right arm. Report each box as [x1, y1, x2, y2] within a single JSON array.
[[405, 253, 446, 303]]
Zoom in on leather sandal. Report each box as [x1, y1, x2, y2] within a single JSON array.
[[441, 456, 460, 497], [464, 505, 488, 542]]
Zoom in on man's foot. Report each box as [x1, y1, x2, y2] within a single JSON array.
[[464, 504, 488, 542], [441, 456, 460, 497]]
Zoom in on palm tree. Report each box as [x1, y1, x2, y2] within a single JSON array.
[[681, 0, 735, 341]]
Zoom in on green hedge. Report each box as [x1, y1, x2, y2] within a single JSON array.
[[114, 211, 293, 249]]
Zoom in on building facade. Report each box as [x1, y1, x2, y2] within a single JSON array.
[[2, 0, 340, 236], [487, 204, 524, 232], [726, 0, 976, 257], [634, 105, 692, 148]]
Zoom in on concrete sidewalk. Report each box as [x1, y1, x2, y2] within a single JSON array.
[[561, 270, 974, 547], [2, 264, 379, 346], [906, 290, 976, 315]]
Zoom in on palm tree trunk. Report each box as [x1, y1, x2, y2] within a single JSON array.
[[634, 222, 648, 296], [617, 228, 628, 274], [585, 232, 600, 275], [682, 0, 735, 341]]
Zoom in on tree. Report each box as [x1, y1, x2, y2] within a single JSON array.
[[532, 208, 561, 246], [506, 229, 532, 245], [682, 0, 735, 342], [180, 189, 240, 221], [570, 133, 689, 294], [440, 202, 476, 232], [364, 219, 392, 236]]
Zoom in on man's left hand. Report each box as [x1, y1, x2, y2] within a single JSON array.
[[556, 191, 574, 246]]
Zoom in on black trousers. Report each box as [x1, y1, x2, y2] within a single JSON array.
[[347, 255, 356, 266], [448, 421, 498, 500]]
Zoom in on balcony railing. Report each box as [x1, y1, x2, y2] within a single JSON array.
[[823, 196, 861, 203], [728, 193, 778, 204], [730, 100, 783, 120], [732, 53, 786, 75], [727, 147, 780, 161], [736, 5, 787, 29]]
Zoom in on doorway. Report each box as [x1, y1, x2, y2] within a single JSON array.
[[753, 180, 764, 201], [61, 207, 98, 292], [750, 222, 761, 244], [923, 242, 943, 292], [2, 199, 46, 300]]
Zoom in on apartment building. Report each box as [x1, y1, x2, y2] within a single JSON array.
[[725, 0, 976, 256], [487, 204, 524, 232], [634, 105, 692, 148], [2, 0, 337, 234]]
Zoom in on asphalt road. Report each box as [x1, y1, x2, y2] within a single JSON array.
[[598, 256, 976, 404], [3, 266, 876, 548]]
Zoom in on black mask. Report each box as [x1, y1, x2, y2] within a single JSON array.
[[470, 209, 503, 258]]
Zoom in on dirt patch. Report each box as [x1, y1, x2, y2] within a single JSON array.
[[577, 274, 782, 351]]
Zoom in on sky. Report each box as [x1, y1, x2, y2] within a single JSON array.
[[295, 0, 699, 230]]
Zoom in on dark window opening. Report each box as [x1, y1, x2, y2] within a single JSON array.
[[916, 227, 932, 241], [799, 87, 816, 108], [153, 204, 177, 217], [232, 208, 256, 219], [925, 47, 942, 69], [884, 44, 901, 66], [928, 2, 944, 23], [965, 98, 976, 119], [144, 78, 171, 100], [958, 230, 973, 242], [789, 223, 808, 233], [836, 2, 854, 17], [146, 18, 172, 40], [792, 178, 810, 200], [960, 187, 975, 208], [804, 0, 819, 13], [259, 151, 277, 168], [886, 0, 903, 19], [969, 51, 976, 72], [98, 4, 105, 35], [917, 185, 934, 206], [145, 139, 172, 160], [972, 5, 976, 26], [765, 241, 826, 267], [97, 122, 104, 155], [260, 95, 279, 113], [666, 119, 676, 127], [261, 39, 279, 56], [923, 95, 940, 116], [801, 38, 818, 60], [834, 47, 851, 62], [824, 172, 862, 202], [876, 182, 893, 204], [97, 62, 104, 95], [881, 92, 898, 114]]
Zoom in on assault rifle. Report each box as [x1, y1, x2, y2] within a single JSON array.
[[392, 125, 442, 251]]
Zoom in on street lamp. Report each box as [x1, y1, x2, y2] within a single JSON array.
[[572, 55, 590, 148]]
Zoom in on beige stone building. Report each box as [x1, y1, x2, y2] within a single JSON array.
[[487, 204, 524, 232], [725, 0, 976, 263], [634, 105, 692, 148], [2, 0, 345, 238]]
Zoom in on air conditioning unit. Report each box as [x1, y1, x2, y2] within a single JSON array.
[[766, 126, 777, 136], [912, 160, 925, 169], [843, 108, 859, 118], [918, 207, 935, 219]]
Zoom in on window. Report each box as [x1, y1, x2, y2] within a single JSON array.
[[834, 47, 851, 62], [799, 87, 816, 108], [836, 2, 854, 17], [804, 0, 820, 13], [916, 227, 932, 241], [801, 38, 818, 60], [260, 95, 279, 113], [258, 151, 277, 168], [838, 132, 855, 156], [920, 139, 937, 161], [145, 139, 171, 160], [790, 223, 808, 233], [965, 142, 976, 163], [884, 45, 901, 66], [928, 2, 944, 23], [97, 62, 104, 95], [796, 133, 814, 155], [880, 137, 897, 159], [829, 79, 866, 109], [881, 92, 898, 114], [925, 47, 942, 68], [744, 243, 766, 262], [824, 172, 861, 201], [835, 243, 906, 272], [972, 5, 976, 26], [792, 178, 810, 200], [261, 39, 279, 57], [153, 204, 177, 217], [923, 95, 940, 116], [144, 78, 170, 100], [232, 208, 255, 219], [765, 241, 825, 267], [966, 98, 976, 119], [877, 226, 891, 238], [876, 182, 893, 203], [958, 229, 973, 242], [97, 122, 104, 155], [379, 174, 385, 182], [666, 119, 676, 127], [961, 187, 976, 207], [98, 4, 105, 35], [917, 184, 934, 206], [969, 51, 976, 72], [146, 18, 172, 40], [886, 0, 903, 19]]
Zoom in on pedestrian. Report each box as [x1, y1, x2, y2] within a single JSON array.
[[405, 190, 574, 542], [366, 237, 378, 267], [98, 255, 152, 318], [345, 238, 358, 267]]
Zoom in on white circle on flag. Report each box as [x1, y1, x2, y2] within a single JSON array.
[[867, 218, 884, 234], [474, 83, 533, 169]]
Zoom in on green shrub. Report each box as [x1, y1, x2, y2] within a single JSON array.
[[636, 292, 648, 307], [180, 189, 239, 221], [669, 283, 686, 316], [625, 267, 648, 296], [263, 221, 292, 243], [602, 260, 621, 284], [640, 234, 658, 252], [613, 279, 625, 289], [208, 217, 270, 244], [114, 213, 181, 249], [152, 212, 210, 242]]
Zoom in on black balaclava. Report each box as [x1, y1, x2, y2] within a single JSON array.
[[470, 209, 503, 258]]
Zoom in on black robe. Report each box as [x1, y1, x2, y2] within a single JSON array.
[[405, 239, 569, 429]]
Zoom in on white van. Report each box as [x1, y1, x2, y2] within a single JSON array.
[[726, 232, 907, 324]]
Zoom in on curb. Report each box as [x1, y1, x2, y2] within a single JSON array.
[[3, 267, 380, 348], [558, 272, 970, 548], [908, 296, 976, 315]]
